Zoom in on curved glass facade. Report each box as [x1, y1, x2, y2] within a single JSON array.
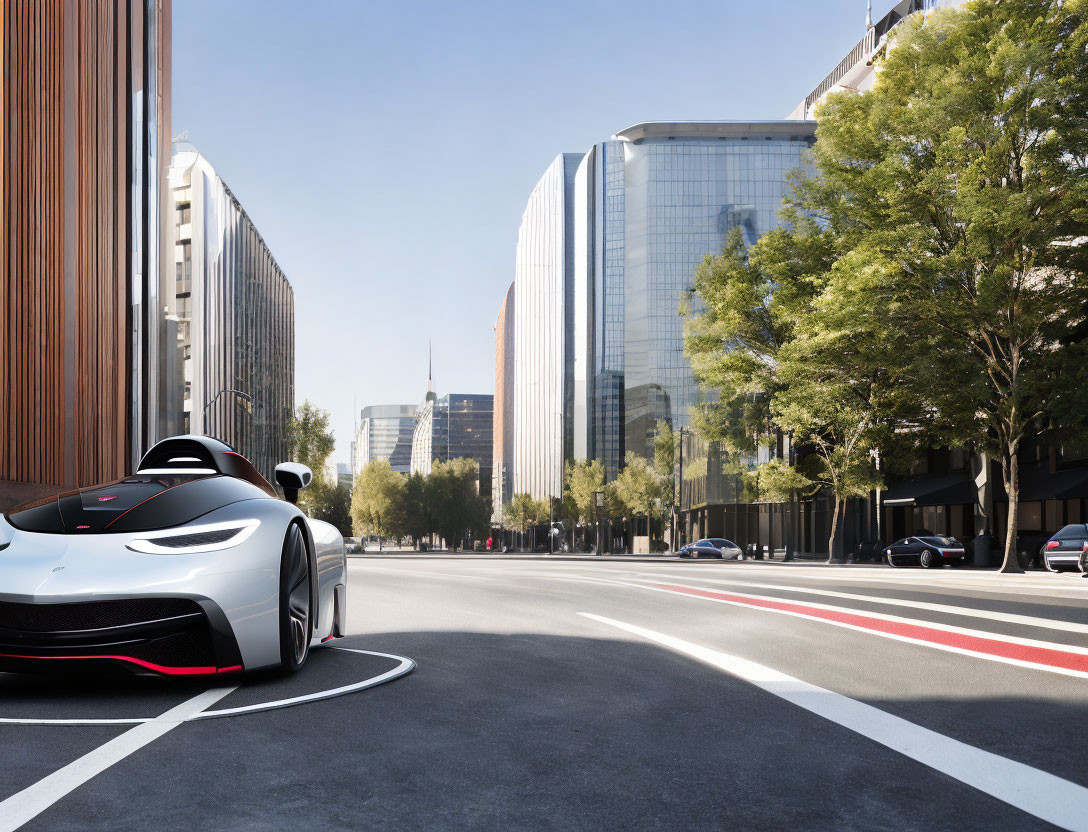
[[512, 153, 581, 500], [355, 404, 418, 475]]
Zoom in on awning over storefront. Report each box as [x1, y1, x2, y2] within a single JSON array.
[[882, 473, 976, 507], [993, 464, 1088, 502]]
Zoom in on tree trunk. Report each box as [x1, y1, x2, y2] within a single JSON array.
[[827, 493, 841, 564], [1000, 452, 1024, 573]]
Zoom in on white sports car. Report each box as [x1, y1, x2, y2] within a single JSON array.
[[0, 435, 346, 677]]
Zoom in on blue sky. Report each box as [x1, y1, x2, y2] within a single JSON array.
[[172, 0, 875, 466]]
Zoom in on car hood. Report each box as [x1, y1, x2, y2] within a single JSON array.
[[5, 474, 270, 535]]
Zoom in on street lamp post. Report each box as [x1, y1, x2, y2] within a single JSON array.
[[594, 490, 605, 555], [201, 388, 253, 436]]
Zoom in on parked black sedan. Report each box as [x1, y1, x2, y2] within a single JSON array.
[[679, 538, 744, 559], [883, 536, 966, 568], [1042, 524, 1088, 573]]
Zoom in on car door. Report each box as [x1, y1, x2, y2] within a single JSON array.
[[885, 538, 912, 565], [901, 537, 928, 564]]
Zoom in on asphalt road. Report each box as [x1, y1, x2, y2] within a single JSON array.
[[3, 557, 1088, 831]]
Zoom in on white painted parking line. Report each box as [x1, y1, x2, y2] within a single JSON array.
[[0, 686, 235, 832], [0, 649, 415, 726], [625, 575, 1088, 635], [194, 648, 415, 719], [580, 612, 1088, 832]]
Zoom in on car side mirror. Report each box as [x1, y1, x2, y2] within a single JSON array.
[[275, 462, 312, 505]]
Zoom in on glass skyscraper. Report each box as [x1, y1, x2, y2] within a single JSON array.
[[411, 393, 494, 498], [512, 122, 815, 496], [616, 121, 816, 459], [354, 404, 418, 475]]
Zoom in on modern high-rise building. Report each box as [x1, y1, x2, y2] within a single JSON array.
[[787, 0, 967, 121], [354, 405, 418, 475], [508, 123, 816, 499], [493, 283, 516, 521], [611, 122, 816, 460], [168, 146, 295, 483], [512, 153, 582, 501], [411, 393, 494, 498], [0, 1, 173, 510]]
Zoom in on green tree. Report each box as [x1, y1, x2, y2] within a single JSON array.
[[682, 220, 835, 455], [426, 458, 490, 549], [311, 483, 352, 535], [797, 0, 1088, 571], [504, 492, 548, 549], [350, 459, 404, 540], [397, 472, 429, 546], [564, 459, 606, 524], [652, 421, 676, 479], [613, 452, 670, 546], [287, 400, 337, 517]]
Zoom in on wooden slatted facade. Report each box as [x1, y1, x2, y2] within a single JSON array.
[[0, 0, 171, 510]]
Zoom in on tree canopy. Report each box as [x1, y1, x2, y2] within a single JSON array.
[[797, 0, 1088, 569], [684, 0, 1088, 567]]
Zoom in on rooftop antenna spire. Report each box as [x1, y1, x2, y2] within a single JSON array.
[[426, 340, 437, 402], [866, 0, 873, 29]]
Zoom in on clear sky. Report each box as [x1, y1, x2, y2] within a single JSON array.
[[172, 0, 874, 466]]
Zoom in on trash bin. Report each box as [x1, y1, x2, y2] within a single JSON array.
[[971, 534, 994, 568]]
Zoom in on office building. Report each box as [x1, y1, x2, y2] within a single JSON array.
[[787, 0, 968, 121], [411, 393, 494, 497], [168, 146, 295, 483], [493, 284, 516, 521], [512, 153, 582, 500], [0, 1, 173, 510], [509, 124, 815, 502], [354, 405, 419, 475]]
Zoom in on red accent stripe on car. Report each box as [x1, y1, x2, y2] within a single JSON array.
[[103, 481, 189, 530], [0, 652, 243, 676], [652, 583, 1088, 674]]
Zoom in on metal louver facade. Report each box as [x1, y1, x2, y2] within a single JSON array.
[[169, 148, 295, 483], [0, 0, 172, 510]]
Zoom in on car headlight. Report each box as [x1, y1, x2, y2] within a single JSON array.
[[126, 519, 260, 554]]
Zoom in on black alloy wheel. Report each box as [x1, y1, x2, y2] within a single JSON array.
[[278, 523, 312, 672]]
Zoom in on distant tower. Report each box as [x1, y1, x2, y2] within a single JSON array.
[[866, 0, 873, 29], [426, 340, 437, 402]]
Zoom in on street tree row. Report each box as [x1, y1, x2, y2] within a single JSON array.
[[351, 458, 491, 549], [684, 0, 1088, 571]]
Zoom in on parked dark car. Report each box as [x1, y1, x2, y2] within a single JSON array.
[[1041, 524, 1088, 573], [853, 540, 886, 564], [883, 536, 966, 568], [679, 538, 743, 559]]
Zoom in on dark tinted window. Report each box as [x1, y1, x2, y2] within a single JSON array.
[[1053, 524, 1088, 540], [919, 536, 957, 546]]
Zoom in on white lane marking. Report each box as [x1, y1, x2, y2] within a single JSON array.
[[0, 686, 235, 832], [194, 648, 414, 719], [630, 564, 1088, 594], [625, 574, 1088, 636], [0, 649, 415, 726], [580, 612, 1088, 832], [594, 578, 1088, 680]]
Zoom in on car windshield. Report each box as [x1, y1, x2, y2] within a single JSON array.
[[919, 536, 957, 547]]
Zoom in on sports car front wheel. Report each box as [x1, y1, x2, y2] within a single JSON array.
[[278, 523, 312, 673]]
